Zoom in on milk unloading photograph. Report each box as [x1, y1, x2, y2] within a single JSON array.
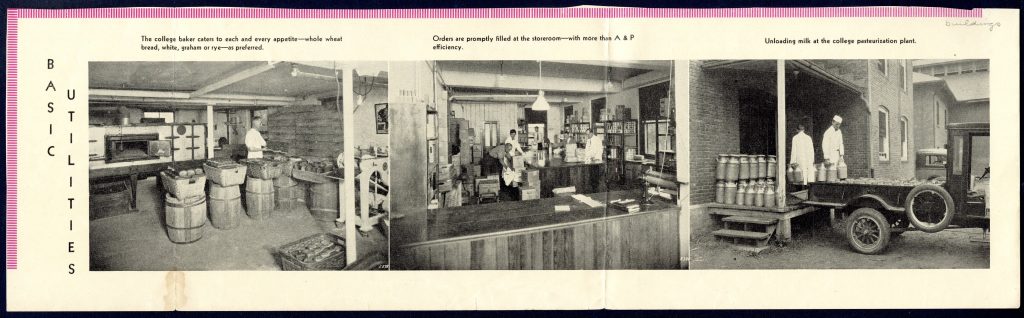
[[87, 61, 389, 271], [388, 60, 687, 270], [687, 60, 990, 269]]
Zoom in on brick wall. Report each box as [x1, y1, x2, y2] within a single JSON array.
[[266, 103, 344, 159], [867, 59, 915, 179], [812, 60, 869, 88], [688, 61, 742, 204]]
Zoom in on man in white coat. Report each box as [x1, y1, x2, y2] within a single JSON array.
[[789, 124, 815, 185], [245, 116, 267, 159], [822, 115, 845, 165], [583, 130, 604, 163], [503, 129, 525, 156]]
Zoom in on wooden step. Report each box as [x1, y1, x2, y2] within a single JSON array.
[[712, 229, 771, 240], [722, 216, 777, 225]]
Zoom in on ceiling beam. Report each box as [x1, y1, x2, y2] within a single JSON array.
[[548, 60, 671, 71], [190, 61, 281, 98], [92, 88, 299, 102], [441, 70, 621, 94], [449, 92, 587, 104], [621, 71, 670, 91], [89, 95, 293, 107], [288, 61, 389, 78]]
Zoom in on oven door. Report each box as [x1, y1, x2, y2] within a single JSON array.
[[106, 134, 160, 163]]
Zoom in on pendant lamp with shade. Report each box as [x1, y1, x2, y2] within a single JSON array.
[[531, 61, 550, 111]]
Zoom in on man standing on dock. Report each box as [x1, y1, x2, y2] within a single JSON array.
[[822, 115, 845, 165], [790, 124, 815, 185]]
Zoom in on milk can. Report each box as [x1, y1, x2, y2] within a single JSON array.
[[764, 186, 777, 208], [744, 183, 757, 206], [754, 184, 766, 207], [715, 180, 726, 204], [791, 163, 804, 185], [786, 164, 794, 183], [826, 161, 838, 182], [816, 162, 827, 182], [725, 154, 740, 181], [767, 155, 778, 179], [738, 155, 751, 180], [716, 154, 728, 180], [735, 181, 747, 206], [756, 155, 767, 179], [724, 181, 738, 205], [837, 156, 848, 180]]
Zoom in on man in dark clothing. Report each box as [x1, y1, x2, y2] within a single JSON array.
[[482, 143, 513, 175], [481, 143, 521, 201]]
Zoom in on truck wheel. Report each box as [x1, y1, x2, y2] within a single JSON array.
[[845, 208, 891, 254], [905, 184, 955, 233]]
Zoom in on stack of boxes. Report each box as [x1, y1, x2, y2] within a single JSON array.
[[519, 169, 541, 200]]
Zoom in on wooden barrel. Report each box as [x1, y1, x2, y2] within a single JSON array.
[[245, 177, 275, 220], [165, 194, 206, 244], [308, 182, 340, 222], [208, 183, 242, 230], [274, 177, 300, 214]]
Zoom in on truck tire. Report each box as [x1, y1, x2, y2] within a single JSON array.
[[905, 184, 955, 233], [845, 208, 891, 254]]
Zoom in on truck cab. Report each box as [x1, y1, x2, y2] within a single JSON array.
[[945, 123, 990, 225]]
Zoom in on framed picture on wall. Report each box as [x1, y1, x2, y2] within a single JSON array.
[[375, 103, 388, 134]]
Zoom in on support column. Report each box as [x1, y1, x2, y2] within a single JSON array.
[[341, 64, 358, 265], [776, 60, 787, 208], [674, 60, 690, 267], [206, 104, 215, 158]]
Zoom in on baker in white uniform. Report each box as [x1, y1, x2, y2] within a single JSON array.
[[789, 123, 815, 185], [821, 115, 845, 165], [245, 116, 267, 159]]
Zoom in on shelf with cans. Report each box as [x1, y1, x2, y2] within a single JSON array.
[[566, 121, 593, 147], [713, 154, 779, 208]]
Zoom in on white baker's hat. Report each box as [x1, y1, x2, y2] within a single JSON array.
[[833, 115, 843, 123]]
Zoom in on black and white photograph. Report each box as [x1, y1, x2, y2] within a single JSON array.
[[388, 61, 687, 270], [87, 61, 390, 271], [687, 59, 991, 269]]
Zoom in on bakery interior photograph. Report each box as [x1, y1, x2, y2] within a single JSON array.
[[87, 61, 390, 271]]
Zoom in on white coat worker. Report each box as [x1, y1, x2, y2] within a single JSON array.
[[789, 123, 815, 185], [245, 116, 267, 159], [503, 129, 525, 156], [822, 115, 845, 165], [583, 130, 604, 163]]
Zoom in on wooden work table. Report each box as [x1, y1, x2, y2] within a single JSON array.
[[392, 190, 681, 270]]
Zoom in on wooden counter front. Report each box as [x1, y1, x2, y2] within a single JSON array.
[[392, 190, 681, 270]]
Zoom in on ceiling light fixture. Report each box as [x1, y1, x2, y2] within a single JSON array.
[[531, 61, 550, 111]]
